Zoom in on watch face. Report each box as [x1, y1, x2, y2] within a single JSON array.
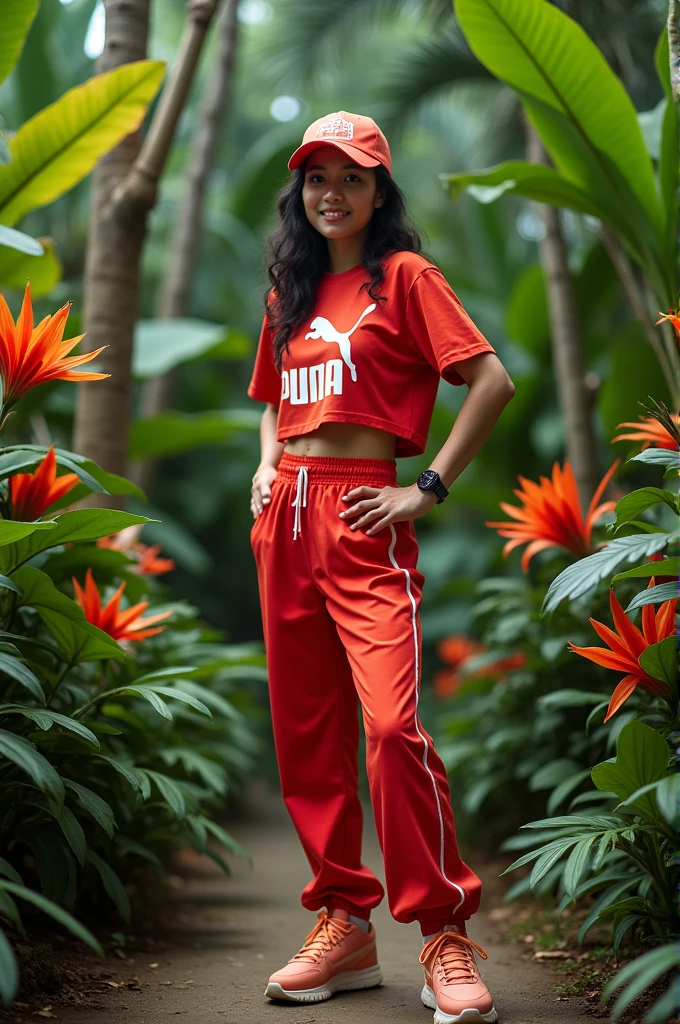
[[419, 470, 438, 488]]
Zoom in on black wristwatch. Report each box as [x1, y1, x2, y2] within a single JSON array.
[[416, 469, 449, 504]]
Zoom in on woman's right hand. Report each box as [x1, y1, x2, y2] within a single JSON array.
[[251, 463, 278, 518]]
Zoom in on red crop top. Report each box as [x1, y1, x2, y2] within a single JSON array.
[[246, 250, 495, 458]]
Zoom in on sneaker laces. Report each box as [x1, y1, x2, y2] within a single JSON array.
[[419, 930, 488, 984], [290, 910, 352, 963]]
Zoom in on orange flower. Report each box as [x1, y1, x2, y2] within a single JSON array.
[[613, 414, 680, 451], [437, 635, 485, 668], [656, 309, 680, 335], [9, 445, 79, 521], [473, 652, 527, 678], [0, 283, 108, 408], [433, 669, 461, 698], [97, 526, 175, 576], [567, 580, 677, 722], [485, 460, 620, 572], [73, 568, 172, 643]]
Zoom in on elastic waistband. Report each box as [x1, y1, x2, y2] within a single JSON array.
[[277, 451, 397, 485]]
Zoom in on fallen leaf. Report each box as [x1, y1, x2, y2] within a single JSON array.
[[533, 951, 572, 960]]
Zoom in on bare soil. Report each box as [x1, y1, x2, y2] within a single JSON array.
[[1, 781, 593, 1024]]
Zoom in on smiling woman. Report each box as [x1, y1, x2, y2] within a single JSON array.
[[246, 109, 515, 1023]]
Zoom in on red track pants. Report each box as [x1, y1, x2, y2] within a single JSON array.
[[250, 451, 482, 935]]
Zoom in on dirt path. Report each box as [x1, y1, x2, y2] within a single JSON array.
[[31, 782, 590, 1024]]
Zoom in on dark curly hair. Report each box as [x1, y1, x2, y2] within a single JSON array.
[[264, 164, 422, 371]]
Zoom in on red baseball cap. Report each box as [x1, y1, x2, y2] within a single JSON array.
[[287, 110, 391, 175]]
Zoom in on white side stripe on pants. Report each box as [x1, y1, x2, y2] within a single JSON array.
[[387, 524, 466, 914]]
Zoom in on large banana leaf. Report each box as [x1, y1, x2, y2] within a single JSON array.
[[453, 0, 666, 286], [0, 59, 165, 228], [0, 0, 40, 88], [0, 237, 61, 296]]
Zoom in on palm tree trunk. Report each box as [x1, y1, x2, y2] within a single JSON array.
[[73, 0, 221, 496], [132, 0, 240, 492], [526, 120, 599, 509]]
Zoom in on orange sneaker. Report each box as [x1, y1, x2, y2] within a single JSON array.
[[419, 924, 497, 1023], [264, 909, 382, 1003]]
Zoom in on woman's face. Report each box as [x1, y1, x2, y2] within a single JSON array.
[[301, 146, 385, 241]]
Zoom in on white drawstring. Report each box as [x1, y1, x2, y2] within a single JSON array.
[[291, 465, 309, 540]]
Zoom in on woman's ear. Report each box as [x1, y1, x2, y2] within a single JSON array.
[[374, 188, 386, 209]]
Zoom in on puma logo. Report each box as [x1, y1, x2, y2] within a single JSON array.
[[305, 304, 376, 382]]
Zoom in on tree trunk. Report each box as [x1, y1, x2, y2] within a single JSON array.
[[669, 0, 680, 104], [132, 0, 240, 492], [73, 0, 221, 500], [72, 0, 151, 491], [526, 120, 600, 510]]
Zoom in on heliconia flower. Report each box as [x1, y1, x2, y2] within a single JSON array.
[[613, 414, 680, 451], [437, 635, 485, 668], [97, 526, 175, 575], [656, 308, 680, 335], [567, 580, 677, 722], [9, 445, 79, 521], [73, 568, 172, 643], [0, 282, 109, 408], [433, 669, 462, 698], [485, 460, 620, 572]]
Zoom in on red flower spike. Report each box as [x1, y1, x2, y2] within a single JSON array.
[[0, 282, 109, 408], [485, 460, 619, 571], [567, 580, 677, 721], [72, 568, 172, 643], [10, 445, 79, 521]]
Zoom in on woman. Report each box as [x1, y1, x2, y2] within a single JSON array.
[[247, 110, 514, 1024]]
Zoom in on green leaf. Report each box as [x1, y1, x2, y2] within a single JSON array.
[[625, 583, 679, 612], [603, 943, 680, 1020], [85, 850, 130, 924], [543, 533, 677, 612], [0, 224, 44, 257], [0, 236, 61, 297], [201, 816, 250, 861], [454, 0, 663, 246], [128, 409, 261, 460], [630, 448, 680, 471], [0, 509, 152, 574], [118, 686, 172, 720], [613, 557, 680, 582], [0, 925, 18, 1006], [638, 635, 677, 686], [2, 707, 98, 747], [443, 160, 602, 216], [96, 754, 142, 795], [0, 859, 22, 885], [49, 802, 87, 867], [0, 652, 44, 702], [13, 566, 124, 663], [133, 319, 248, 378], [0, 60, 165, 227], [0, 574, 22, 596], [0, 728, 64, 804], [131, 666, 196, 684], [0, 0, 40, 87], [0, 519, 56, 548], [0, 881, 102, 954], [563, 834, 597, 898], [612, 488, 678, 528], [64, 779, 115, 837], [538, 690, 607, 709], [591, 721, 669, 821], [140, 686, 212, 719], [143, 769, 186, 818], [656, 774, 680, 831]]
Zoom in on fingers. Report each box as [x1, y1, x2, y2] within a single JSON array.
[[341, 485, 381, 503]]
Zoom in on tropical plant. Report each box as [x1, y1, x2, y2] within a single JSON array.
[[0, 284, 262, 1008], [447, 0, 679, 406]]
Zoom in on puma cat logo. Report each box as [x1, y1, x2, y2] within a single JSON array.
[[305, 304, 376, 382]]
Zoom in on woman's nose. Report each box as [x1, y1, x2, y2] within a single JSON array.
[[324, 187, 344, 202]]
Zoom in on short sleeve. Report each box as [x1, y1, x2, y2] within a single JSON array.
[[247, 314, 281, 405], [406, 267, 495, 386]]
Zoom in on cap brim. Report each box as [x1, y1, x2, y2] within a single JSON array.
[[288, 139, 381, 171]]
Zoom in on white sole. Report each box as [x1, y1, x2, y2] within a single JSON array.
[[421, 983, 498, 1023], [265, 964, 383, 1002]]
